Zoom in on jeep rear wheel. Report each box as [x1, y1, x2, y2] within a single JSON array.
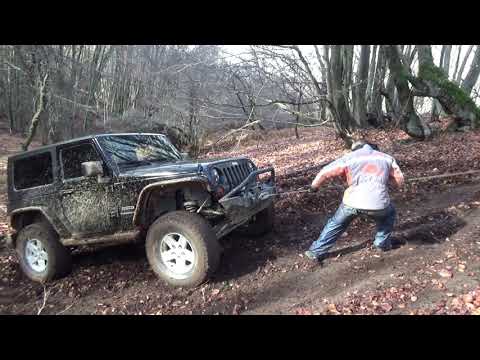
[[146, 211, 221, 288], [16, 223, 72, 283]]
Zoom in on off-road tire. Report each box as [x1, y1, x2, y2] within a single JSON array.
[[145, 211, 221, 288], [237, 203, 275, 237], [16, 222, 72, 283]]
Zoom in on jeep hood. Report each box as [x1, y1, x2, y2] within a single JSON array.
[[118, 157, 248, 179]]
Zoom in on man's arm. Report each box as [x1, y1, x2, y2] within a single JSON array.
[[389, 159, 404, 188], [311, 158, 347, 190]]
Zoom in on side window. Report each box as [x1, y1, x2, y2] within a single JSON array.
[[14, 152, 53, 190], [61, 143, 101, 180]]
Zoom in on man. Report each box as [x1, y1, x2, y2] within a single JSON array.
[[305, 140, 404, 262]]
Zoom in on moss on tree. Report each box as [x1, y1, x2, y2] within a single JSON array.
[[418, 63, 480, 129]]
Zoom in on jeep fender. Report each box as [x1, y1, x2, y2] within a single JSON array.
[[133, 176, 209, 226], [10, 207, 69, 240]]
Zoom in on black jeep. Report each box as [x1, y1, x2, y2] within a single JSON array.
[[5, 133, 276, 287]]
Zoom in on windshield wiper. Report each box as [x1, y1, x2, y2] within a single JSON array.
[[119, 160, 153, 168]]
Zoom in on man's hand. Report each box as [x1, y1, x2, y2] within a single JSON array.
[[309, 185, 318, 193]]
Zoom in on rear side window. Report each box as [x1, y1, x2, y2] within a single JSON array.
[[61, 143, 101, 180], [13, 152, 53, 190]]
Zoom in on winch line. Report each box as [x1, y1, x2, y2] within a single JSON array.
[[265, 169, 480, 198]]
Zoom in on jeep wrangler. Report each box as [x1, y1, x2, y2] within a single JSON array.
[[5, 133, 276, 287]]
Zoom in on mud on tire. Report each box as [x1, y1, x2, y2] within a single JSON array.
[[145, 211, 221, 288], [16, 222, 72, 283]]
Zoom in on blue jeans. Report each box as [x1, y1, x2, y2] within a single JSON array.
[[308, 202, 396, 258]]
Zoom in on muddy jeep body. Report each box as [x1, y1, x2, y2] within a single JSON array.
[[6, 133, 276, 287]]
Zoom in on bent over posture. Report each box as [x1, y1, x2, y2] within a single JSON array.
[[305, 141, 404, 261]]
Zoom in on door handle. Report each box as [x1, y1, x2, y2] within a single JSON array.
[[60, 189, 74, 195]]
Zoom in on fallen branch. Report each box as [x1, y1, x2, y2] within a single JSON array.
[[212, 120, 262, 147], [37, 285, 50, 315], [57, 302, 74, 315], [407, 170, 480, 182]]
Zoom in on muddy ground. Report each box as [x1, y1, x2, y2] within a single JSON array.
[[1, 127, 480, 315]]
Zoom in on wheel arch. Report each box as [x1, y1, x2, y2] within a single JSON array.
[[133, 176, 210, 227], [10, 207, 61, 247]]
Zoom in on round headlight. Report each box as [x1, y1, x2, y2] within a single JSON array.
[[211, 168, 220, 186]]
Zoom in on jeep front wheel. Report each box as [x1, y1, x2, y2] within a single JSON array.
[[16, 223, 72, 283], [145, 211, 221, 288]]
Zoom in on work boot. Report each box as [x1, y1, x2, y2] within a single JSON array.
[[373, 243, 392, 253], [304, 250, 326, 263]]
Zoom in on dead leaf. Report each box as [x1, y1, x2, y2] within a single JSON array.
[[295, 307, 312, 315], [232, 304, 241, 315], [438, 269, 453, 278], [211, 289, 220, 296], [327, 303, 339, 314], [381, 303, 393, 312]]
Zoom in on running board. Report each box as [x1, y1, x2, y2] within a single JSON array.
[[62, 230, 141, 247]]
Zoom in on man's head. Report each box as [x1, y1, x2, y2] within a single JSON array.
[[351, 140, 367, 152], [351, 140, 379, 152]]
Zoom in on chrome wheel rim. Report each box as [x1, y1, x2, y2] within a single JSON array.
[[25, 238, 48, 273], [157, 233, 196, 280]]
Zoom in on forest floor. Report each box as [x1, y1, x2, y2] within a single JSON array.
[[1, 125, 480, 315]]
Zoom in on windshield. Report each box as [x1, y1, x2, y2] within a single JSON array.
[[97, 134, 182, 169]]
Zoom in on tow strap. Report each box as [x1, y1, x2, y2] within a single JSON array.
[[264, 169, 480, 199]]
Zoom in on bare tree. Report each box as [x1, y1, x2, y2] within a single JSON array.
[[404, 45, 480, 131], [456, 45, 475, 84], [383, 45, 431, 138], [461, 45, 480, 95], [431, 45, 453, 121], [353, 45, 370, 127], [23, 73, 49, 151]]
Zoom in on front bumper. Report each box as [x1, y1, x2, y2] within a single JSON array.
[[215, 167, 276, 238]]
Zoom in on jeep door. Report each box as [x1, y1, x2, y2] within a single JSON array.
[[56, 141, 117, 237]]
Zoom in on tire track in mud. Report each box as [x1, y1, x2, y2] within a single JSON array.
[[241, 183, 480, 314]]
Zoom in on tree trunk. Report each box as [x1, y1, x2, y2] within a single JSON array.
[[456, 45, 475, 84], [431, 45, 452, 122], [295, 90, 302, 139], [22, 74, 48, 151], [461, 45, 480, 95], [383, 45, 431, 139], [290, 45, 352, 146], [453, 45, 462, 83], [353, 45, 370, 127], [411, 45, 480, 130], [329, 45, 354, 146], [368, 46, 386, 121], [342, 45, 354, 110]]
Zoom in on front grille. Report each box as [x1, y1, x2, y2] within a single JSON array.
[[218, 160, 252, 189]]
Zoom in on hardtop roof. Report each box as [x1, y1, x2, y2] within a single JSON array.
[[7, 133, 167, 161]]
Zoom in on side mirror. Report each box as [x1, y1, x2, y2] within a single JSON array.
[[81, 161, 104, 178]]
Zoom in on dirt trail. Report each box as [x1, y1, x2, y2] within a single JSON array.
[[1, 128, 480, 315], [244, 183, 480, 314]]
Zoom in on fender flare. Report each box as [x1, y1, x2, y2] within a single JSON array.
[[133, 176, 209, 226], [10, 206, 64, 236]]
